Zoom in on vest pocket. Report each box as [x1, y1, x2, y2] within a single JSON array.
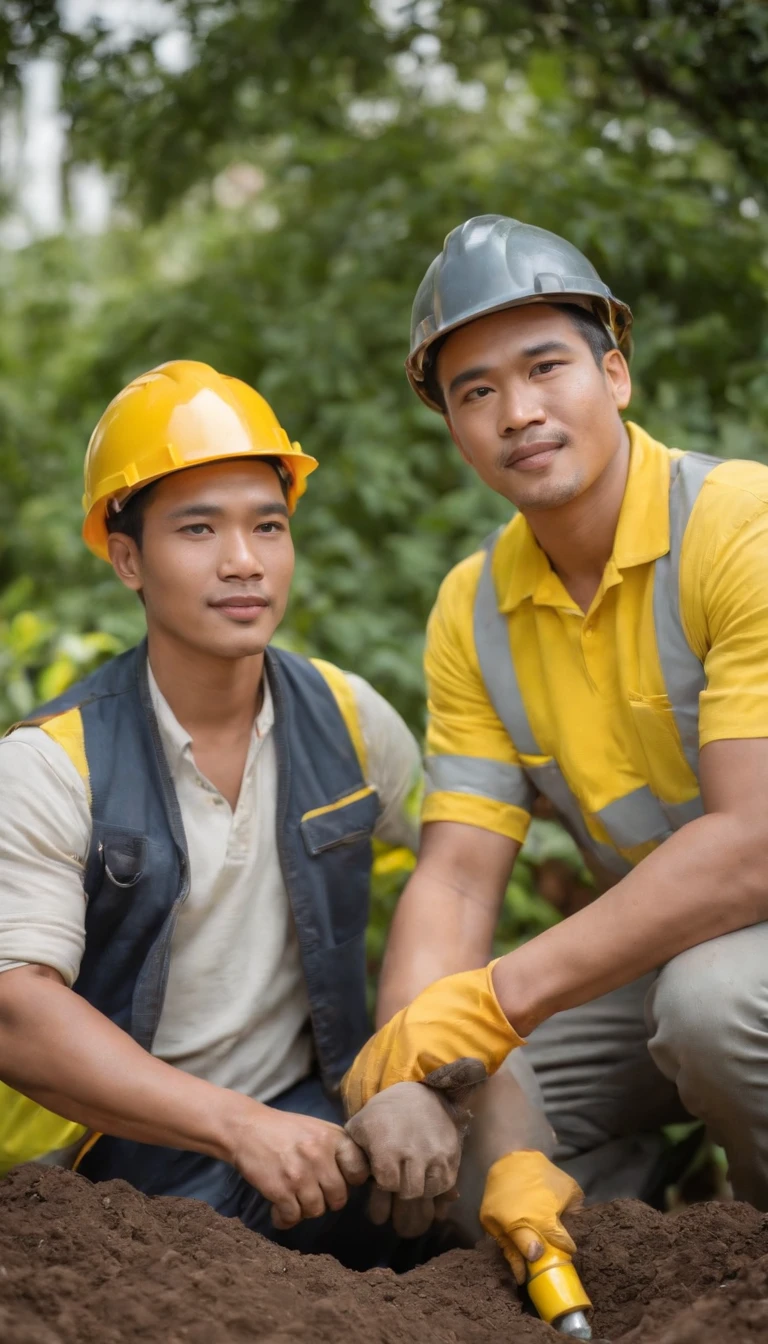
[[300, 786, 379, 856], [299, 788, 379, 945], [85, 828, 150, 947], [103, 835, 146, 887]]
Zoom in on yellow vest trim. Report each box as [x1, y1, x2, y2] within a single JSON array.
[[71, 1128, 102, 1172], [0, 1084, 87, 1178], [309, 658, 368, 777], [37, 707, 92, 806], [302, 784, 377, 823], [0, 706, 91, 1175]]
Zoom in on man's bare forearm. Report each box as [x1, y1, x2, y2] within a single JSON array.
[[493, 811, 768, 1037], [0, 966, 250, 1158], [377, 872, 496, 1025], [376, 821, 518, 1026]]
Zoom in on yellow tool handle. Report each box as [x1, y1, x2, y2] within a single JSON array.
[[526, 1242, 592, 1326]]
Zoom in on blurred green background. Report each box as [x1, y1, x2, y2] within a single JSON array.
[[2, 0, 767, 980]]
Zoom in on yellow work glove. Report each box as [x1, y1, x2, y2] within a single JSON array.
[[480, 1150, 584, 1285], [341, 964, 523, 1117]]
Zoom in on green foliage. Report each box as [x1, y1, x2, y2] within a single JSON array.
[[435, 0, 768, 191], [1, 1, 766, 955]]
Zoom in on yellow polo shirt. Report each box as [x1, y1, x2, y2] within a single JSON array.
[[423, 422, 768, 866]]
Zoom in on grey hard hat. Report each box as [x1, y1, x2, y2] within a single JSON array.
[[407, 214, 633, 410]]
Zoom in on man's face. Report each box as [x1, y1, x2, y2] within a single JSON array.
[[436, 304, 631, 512], [108, 459, 294, 659]]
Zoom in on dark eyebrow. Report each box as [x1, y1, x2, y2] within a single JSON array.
[[167, 500, 289, 521], [448, 365, 493, 395], [521, 340, 573, 359]]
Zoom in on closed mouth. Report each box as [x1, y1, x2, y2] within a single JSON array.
[[210, 596, 270, 614], [504, 441, 564, 469]]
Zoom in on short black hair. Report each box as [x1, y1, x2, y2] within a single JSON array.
[[422, 301, 617, 412], [421, 333, 450, 412], [105, 455, 290, 550], [554, 302, 617, 365]]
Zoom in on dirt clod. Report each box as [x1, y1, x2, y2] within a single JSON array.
[[2, 1164, 768, 1342]]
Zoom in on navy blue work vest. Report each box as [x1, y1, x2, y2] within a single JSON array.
[[26, 642, 377, 1095]]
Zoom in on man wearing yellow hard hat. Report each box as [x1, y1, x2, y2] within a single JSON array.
[[0, 360, 449, 1267], [343, 215, 768, 1274]]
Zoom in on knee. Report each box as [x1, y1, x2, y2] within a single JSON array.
[[648, 933, 759, 1081]]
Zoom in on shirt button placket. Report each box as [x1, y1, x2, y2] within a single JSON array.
[[581, 619, 600, 691]]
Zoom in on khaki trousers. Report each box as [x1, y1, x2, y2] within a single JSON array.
[[455, 924, 768, 1235]]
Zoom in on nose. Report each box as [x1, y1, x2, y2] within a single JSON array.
[[496, 379, 546, 436], [218, 526, 265, 581]]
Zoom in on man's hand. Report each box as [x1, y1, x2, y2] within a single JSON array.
[[0, 968, 370, 1230], [345, 1080, 463, 1202], [479, 1150, 583, 1284], [342, 964, 523, 1116], [223, 1103, 370, 1230], [345, 1059, 488, 1237], [367, 1187, 459, 1238]]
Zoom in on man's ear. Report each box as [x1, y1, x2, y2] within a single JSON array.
[[603, 348, 632, 411], [107, 533, 144, 593]]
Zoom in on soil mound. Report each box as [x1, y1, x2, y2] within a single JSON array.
[[2, 1164, 768, 1342]]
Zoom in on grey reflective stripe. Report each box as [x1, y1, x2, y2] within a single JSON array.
[[662, 795, 704, 829], [425, 753, 537, 811], [473, 533, 630, 874], [473, 531, 542, 756], [597, 785, 671, 848], [526, 762, 632, 877], [653, 452, 721, 777]]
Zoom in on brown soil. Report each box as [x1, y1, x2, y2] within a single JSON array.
[[2, 1164, 768, 1343]]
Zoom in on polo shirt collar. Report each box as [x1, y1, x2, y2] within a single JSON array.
[[611, 421, 671, 570], [146, 662, 273, 775], [496, 421, 672, 614]]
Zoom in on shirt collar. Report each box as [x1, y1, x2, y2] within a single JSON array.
[[146, 663, 273, 775], [496, 421, 674, 614], [611, 421, 672, 570]]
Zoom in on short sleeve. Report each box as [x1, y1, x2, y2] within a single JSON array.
[[0, 728, 91, 985], [422, 553, 533, 842], [681, 465, 768, 748], [344, 673, 422, 852]]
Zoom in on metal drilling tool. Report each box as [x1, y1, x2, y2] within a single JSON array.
[[526, 1241, 593, 1339]]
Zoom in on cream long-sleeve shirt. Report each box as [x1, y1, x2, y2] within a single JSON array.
[[0, 665, 420, 1103]]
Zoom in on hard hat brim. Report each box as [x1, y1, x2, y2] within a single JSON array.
[[83, 448, 317, 562], [406, 291, 632, 412]]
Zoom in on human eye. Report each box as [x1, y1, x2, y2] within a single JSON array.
[[464, 385, 494, 402], [180, 522, 213, 535], [256, 519, 286, 534], [531, 361, 564, 377]]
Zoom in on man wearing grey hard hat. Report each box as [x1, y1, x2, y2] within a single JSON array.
[[345, 215, 768, 1254]]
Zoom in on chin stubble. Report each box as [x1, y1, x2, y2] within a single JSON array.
[[515, 470, 585, 512]]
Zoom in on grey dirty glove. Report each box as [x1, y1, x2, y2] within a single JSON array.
[[421, 1055, 488, 1134], [367, 1187, 459, 1239], [345, 1057, 488, 1233]]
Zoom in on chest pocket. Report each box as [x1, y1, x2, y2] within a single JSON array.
[[300, 785, 380, 943], [81, 827, 174, 974], [628, 692, 699, 800], [83, 830, 147, 943]]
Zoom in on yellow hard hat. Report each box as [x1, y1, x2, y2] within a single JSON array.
[[82, 359, 318, 560]]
